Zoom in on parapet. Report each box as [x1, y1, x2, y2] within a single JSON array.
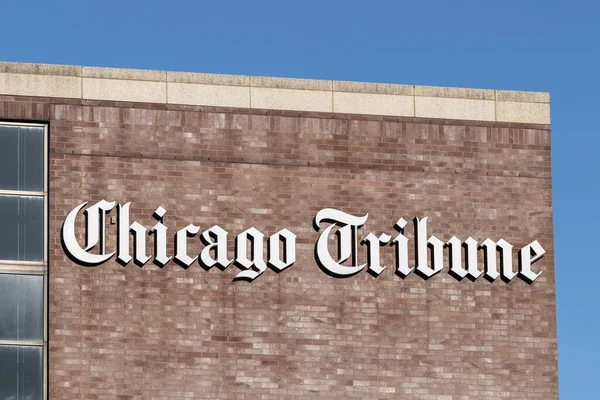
[[0, 61, 549, 124]]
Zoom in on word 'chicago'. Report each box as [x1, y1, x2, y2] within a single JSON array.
[[62, 201, 544, 284]]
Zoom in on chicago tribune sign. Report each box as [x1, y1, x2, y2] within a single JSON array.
[[62, 200, 545, 284]]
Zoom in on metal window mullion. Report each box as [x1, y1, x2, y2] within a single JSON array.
[[0, 189, 45, 197], [0, 122, 47, 128], [43, 123, 48, 400], [0, 340, 44, 347], [0, 260, 46, 267], [0, 263, 47, 275], [43, 341, 48, 400], [42, 124, 50, 400], [43, 269, 48, 342]]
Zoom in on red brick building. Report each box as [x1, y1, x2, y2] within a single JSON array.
[[0, 62, 557, 399]]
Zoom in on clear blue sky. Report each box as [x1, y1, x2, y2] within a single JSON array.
[[2, 1, 597, 398]]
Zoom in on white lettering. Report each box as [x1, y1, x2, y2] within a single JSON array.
[[314, 208, 368, 277]]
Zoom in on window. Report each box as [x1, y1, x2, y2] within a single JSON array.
[[0, 122, 47, 400]]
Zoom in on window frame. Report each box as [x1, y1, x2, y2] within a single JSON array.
[[0, 121, 48, 400]]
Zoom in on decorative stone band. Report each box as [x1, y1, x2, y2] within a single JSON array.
[[0, 62, 550, 124]]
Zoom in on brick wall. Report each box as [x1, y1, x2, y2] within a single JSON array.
[[0, 95, 557, 399]]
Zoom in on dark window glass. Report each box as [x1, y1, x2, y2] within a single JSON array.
[[0, 195, 44, 261], [0, 274, 44, 341], [0, 125, 44, 192], [0, 345, 43, 400]]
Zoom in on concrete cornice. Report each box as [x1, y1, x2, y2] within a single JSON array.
[[0, 61, 550, 124]]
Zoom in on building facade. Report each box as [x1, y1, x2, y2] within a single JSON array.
[[0, 62, 557, 399]]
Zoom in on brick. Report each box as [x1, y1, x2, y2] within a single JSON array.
[[0, 94, 557, 399]]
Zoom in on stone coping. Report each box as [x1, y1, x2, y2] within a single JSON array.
[[0, 61, 550, 124]]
